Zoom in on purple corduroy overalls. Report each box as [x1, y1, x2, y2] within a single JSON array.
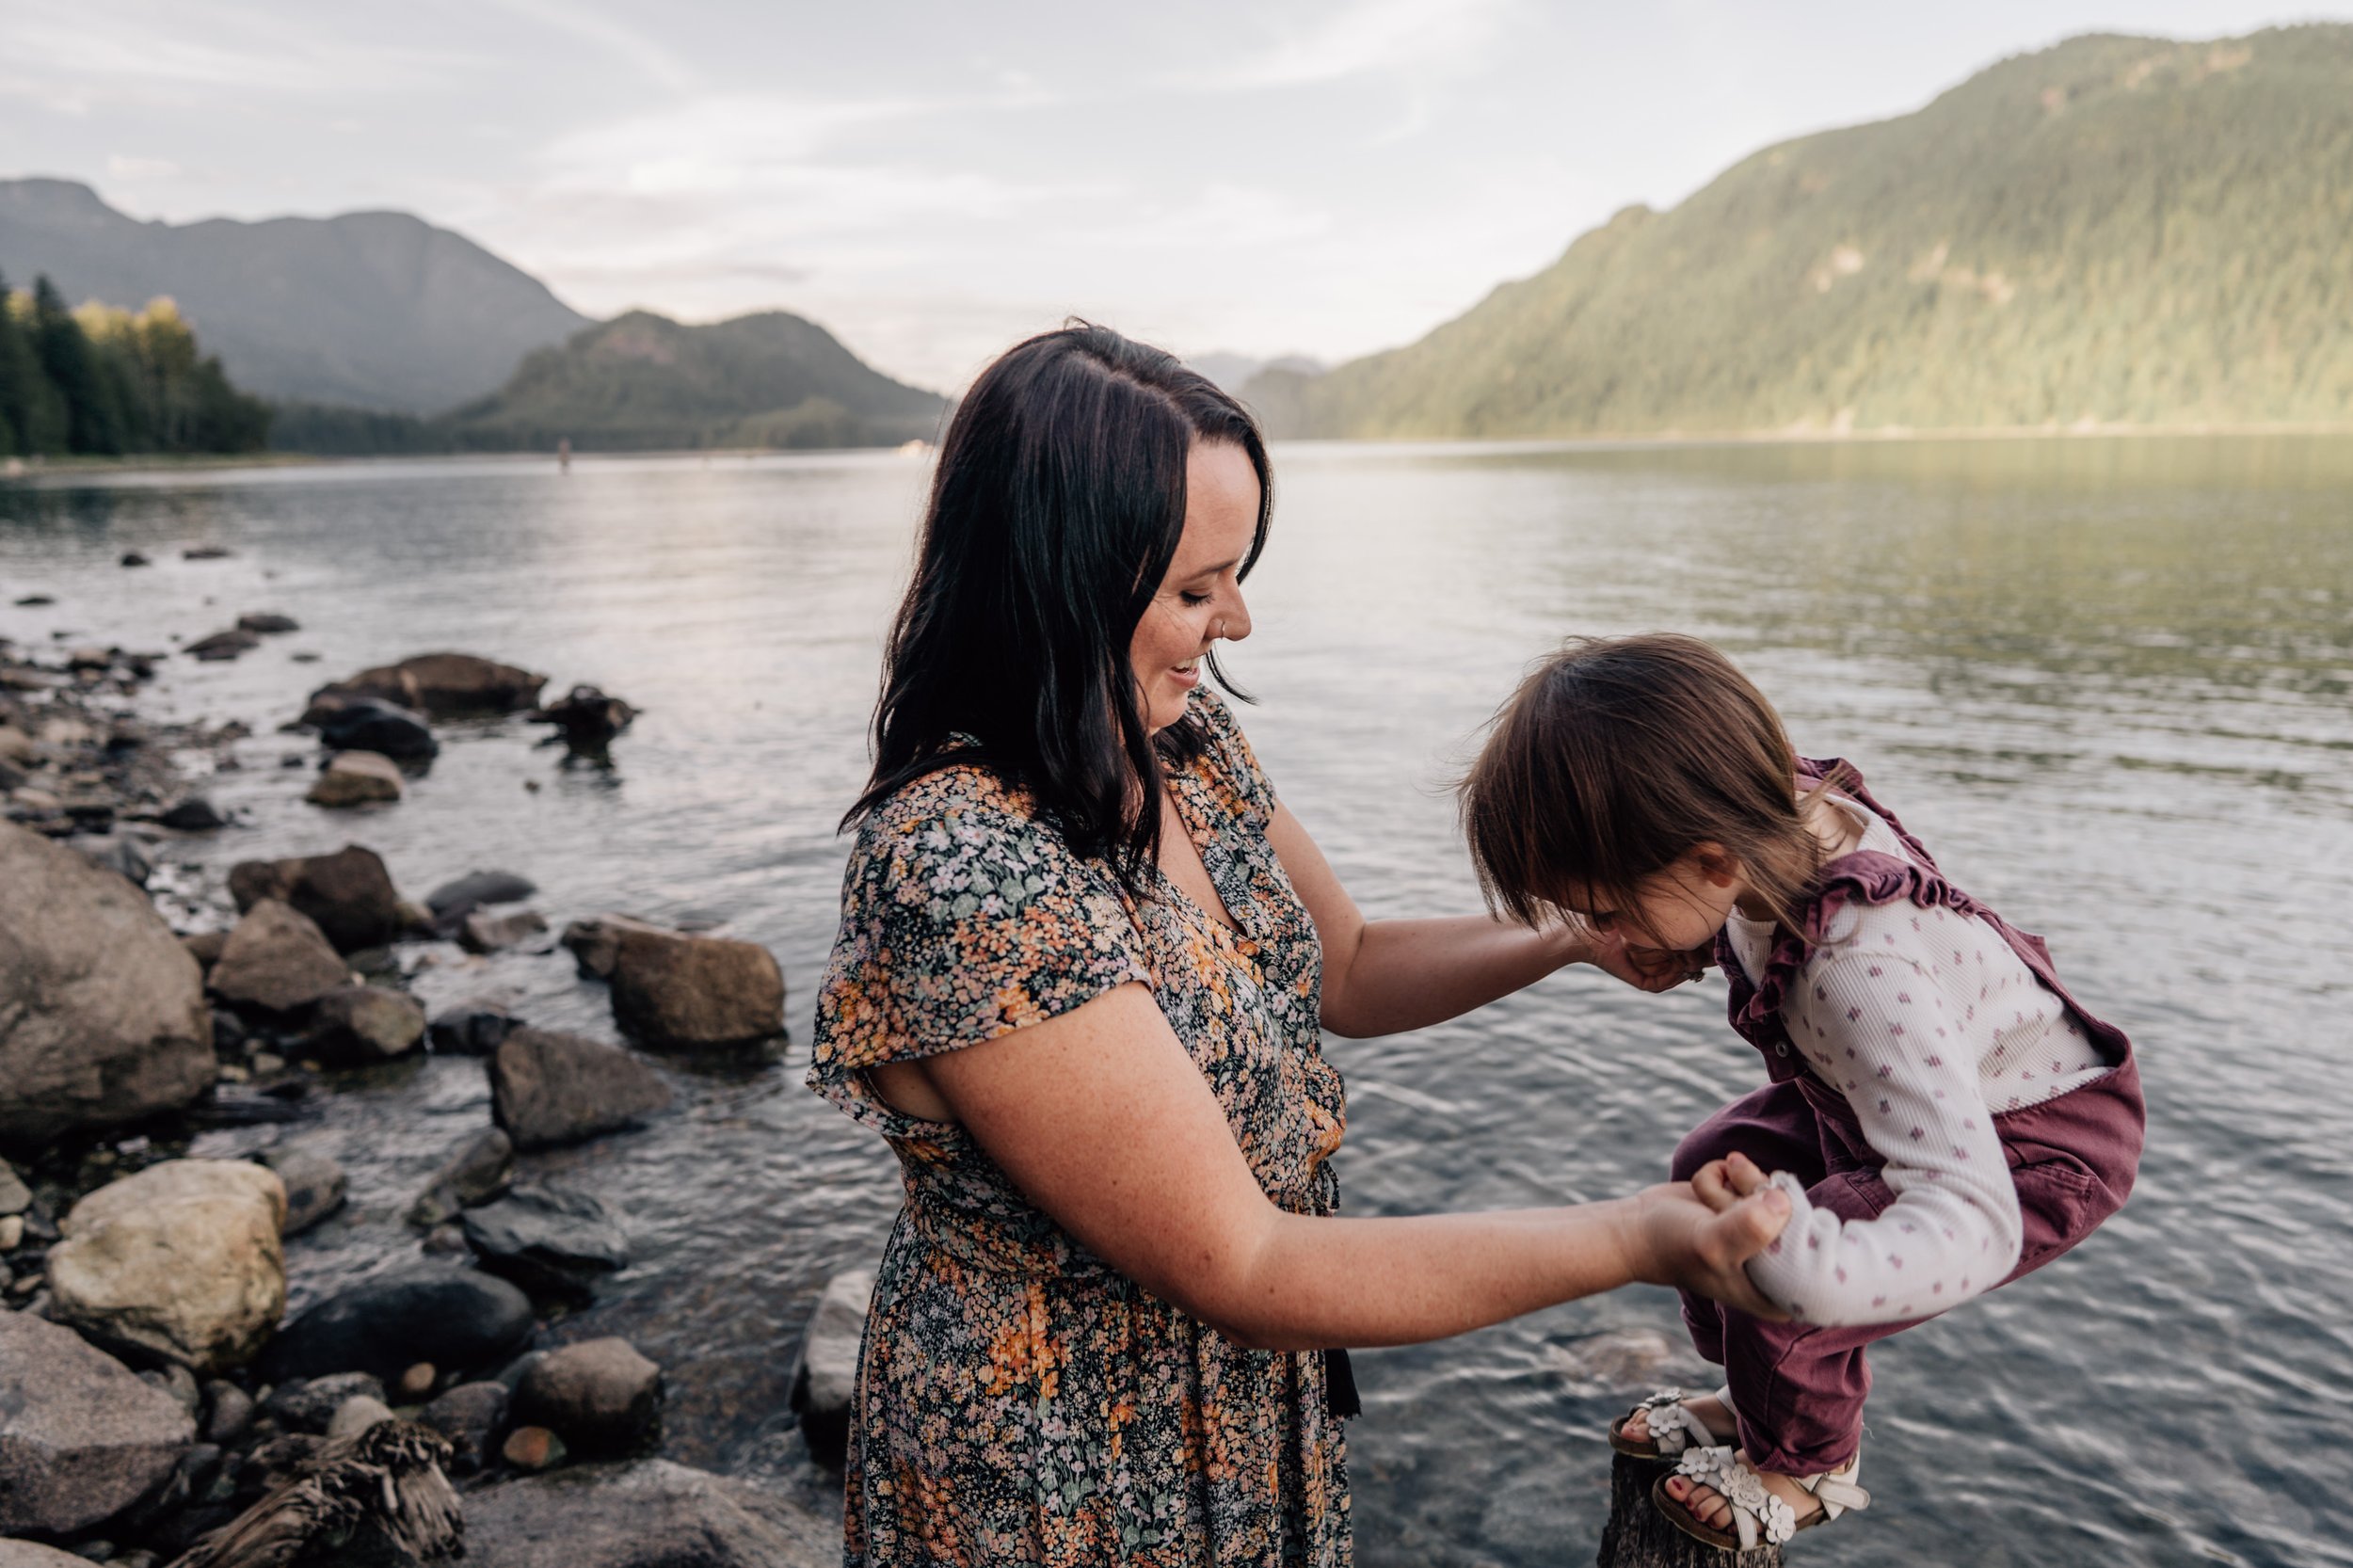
[[1671, 760, 2146, 1477]]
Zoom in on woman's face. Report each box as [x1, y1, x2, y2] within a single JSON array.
[[1131, 439, 1258, 734]]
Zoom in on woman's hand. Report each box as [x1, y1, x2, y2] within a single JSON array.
[[1616, 1175, 1791, 1320], [1582, 926, 1715, 994]]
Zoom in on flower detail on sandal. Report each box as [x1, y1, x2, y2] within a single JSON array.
[[1673, 1445, 1800, 1549], [1625, 1387, 1716, 1456]]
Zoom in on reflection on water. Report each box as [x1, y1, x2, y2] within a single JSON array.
[[4, 437, 2347, 1567]]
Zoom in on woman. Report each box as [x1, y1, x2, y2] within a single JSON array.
[[808, 323, 1788, 1565]]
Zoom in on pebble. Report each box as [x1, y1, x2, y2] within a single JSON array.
[[202, 1380, 256, 1445], [0, 1214, 22, 1251], [501, 1425, 566, 1472], [326, 1393, 396, 1440], [398, 1361, 438, 1400]]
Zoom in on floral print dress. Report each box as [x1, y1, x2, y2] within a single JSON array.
[[809, 690, 1351, 1566]]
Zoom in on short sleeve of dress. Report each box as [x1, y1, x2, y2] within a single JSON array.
[[808, 764, 1152, 1133]]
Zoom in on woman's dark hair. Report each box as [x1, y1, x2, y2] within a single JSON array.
[[845, 322, 1273, 886], [1459, 633, 1845, 936]]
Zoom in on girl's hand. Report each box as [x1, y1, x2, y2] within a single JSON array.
[[1619, 1178, 1790, 1320], [1582, 926, 1715, 994], [1689, 1152, 1773, 1213]]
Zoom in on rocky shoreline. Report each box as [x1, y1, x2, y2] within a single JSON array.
[[2, 609, 859, 1567]]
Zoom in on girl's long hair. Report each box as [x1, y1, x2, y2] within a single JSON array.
[[1459, 633, 1845, 936], [845, 323, 1272, 887]]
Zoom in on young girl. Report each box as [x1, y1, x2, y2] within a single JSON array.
[[1459, 633, 2145, 1554]]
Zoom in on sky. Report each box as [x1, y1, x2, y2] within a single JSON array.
[[5, 0, 2342, 392]]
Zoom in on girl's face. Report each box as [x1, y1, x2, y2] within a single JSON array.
[[1560, 850, 1746, 959], [1130, 439, 1257, 735]]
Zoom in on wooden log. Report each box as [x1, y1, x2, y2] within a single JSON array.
[[167, 1419, 462, 1568], [1597, 1450, 1781, 1568]]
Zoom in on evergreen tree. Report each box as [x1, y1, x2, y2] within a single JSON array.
[[30, 276, 127, 454]]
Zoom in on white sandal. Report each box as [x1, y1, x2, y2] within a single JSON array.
[[1608, 1384, 1736, 1458], [1653, 1443, 1870, 1552]]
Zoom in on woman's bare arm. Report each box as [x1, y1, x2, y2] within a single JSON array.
[[1266, 801, 1694, 1038], [903, 980, 1788, 1351]]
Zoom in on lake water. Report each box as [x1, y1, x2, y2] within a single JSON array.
[[4, 437, 2349, 1567]]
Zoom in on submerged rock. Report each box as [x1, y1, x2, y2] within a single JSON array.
[[461, 906, 549, 953], [427, 1000, 522, 1056], [304, 695, 439, 762], [510, 1338, 660, 1458], [0, 1310, 196, 1537], [158, 796, 227, 832], [184, 628, 262, 663], [228, 843, 405, 952], [0, 821, 214, 1144], [306, 749, 404, 808], [313, 652, 548, 720], [425, 869, 537, 925], [46, 1160, 288, 1374], [464, 1459, 837, 1568], [260, 1265, 535, 1384], [529, 685, 638, 750], [236, 612, 300, 634], [462, 1185, 629, 1305], [490, 1029, 672, 1151], [208, 900, 348, 1016]]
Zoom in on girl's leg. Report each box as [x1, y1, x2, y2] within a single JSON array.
[[1670, 1083, 1830, 1369]]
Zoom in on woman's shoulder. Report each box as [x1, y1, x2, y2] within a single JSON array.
[[846, 759, 1110, 926], [1175, 686, 1275, 823]]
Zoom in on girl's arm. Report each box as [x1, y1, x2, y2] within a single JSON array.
[[906, 977, 1791, 1349], [1266, 802, 1699, 1038]]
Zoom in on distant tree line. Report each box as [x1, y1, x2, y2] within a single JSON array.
[[0, 271, 271, 456]]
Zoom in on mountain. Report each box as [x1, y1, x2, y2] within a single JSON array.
[[0, 179, 589, 413], [440, 309, 948, 452], [1249, 26, 2353, 440]]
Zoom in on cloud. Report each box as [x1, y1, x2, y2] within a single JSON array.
[[8, 4, 479, 103], [106, 154, 182, 179], [469, 0, 699, 93], [1206, 0, 1519, 90]]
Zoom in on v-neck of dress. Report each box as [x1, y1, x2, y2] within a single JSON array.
[[1157, 772, 1251, 939]]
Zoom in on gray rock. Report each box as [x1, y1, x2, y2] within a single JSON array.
[[304, 696, 438, 763], [261, 1371, 387, 1435], [227, 844, 406, 953], [326, 1393, 396, 1440], [157, 797, 226, 833], [236, 613, 300, 635], [426, 1000, 521, 1056], [460, 907, 549, 953], [425, 870, 537, 922], [788, 1269, 872, 1468], [68, 830, 152, 888], [258, 1265, 534, 1384], [510, 1338, 661, 1457], [305, 750, 403, 808], [208, 900, 348, 1016], [406, 1128, 514, 1227], [462, 1186, 628, 1305], [418, 1381, 507, 1475], [490, 1029, 671, 1151], [0, 1540, 103, 1567], [0, 823, 215, 1144], [561, 916, 784, 1051], [0, 1310, 195, 1537], [464, 1460, 837, 1568], [305, 985, 425, 1065], [185, 628, 261, 662], [263, 1146, 348, 1236], [0, 1161, 29, 1216], [200, 1382, 255, 1446], [47, 1160, 288, 1374], [137, 1363, 202, 1416]]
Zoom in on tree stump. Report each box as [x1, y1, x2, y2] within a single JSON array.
[[1597, 1451, 1781, 1568]]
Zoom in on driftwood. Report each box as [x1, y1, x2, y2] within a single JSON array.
[[168, 1419, 463, 1568], [1597, 1450, 1781, 1568]]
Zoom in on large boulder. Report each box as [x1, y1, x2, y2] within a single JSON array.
[[490, 1030, 672, 1151], [228, 844, 405, 952], [0, 1311, 195, 1536], [464, 1460, 837, 1568], [563, 917, 785, 1052], [0, 821, 214, 1145], [462, 1185, 629, 1305], [259, 1264, 534, 1384], [305, 985, 426, 1065], [313, 653, 547, 720], [510, 1338, 662, 1457], [207, 900, 349, 1016], [46, 1159, 288, 1374]]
